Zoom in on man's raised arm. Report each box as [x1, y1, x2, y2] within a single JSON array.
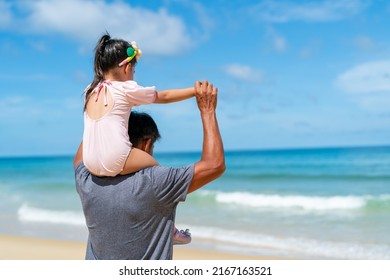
[[188, 81, 225, 193]]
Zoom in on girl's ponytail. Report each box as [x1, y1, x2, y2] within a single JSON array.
[[83, 33, 131, 111], [84, 34, 111, 111]]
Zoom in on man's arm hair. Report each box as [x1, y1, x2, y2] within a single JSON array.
[[187, 81, 225, 193]]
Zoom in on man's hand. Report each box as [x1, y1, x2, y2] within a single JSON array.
[[188, 80, 225, 193], [194, 80, 218, 113]]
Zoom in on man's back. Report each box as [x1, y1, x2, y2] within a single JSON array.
[[75, 162, 193, 260]]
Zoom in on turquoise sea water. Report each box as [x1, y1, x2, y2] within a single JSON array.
[[1, 146, 390, 259]]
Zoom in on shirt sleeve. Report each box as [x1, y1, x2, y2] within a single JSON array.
[[122, 81, 156, 106], [151, 164, 194, 206]]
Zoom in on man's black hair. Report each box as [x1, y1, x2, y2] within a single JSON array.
[[128, 111, 161, 146]]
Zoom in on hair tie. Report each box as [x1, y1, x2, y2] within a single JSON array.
[[99, 38, 110, 55], [118, 41, 142, 67]]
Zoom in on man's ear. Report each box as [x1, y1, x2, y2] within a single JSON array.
[[144, 138, 153, 154]]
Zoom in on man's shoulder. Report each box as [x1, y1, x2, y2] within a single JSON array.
[[142, 164, 194, 187], [141, 164, 194, 175]]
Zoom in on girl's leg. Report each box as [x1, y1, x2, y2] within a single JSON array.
[[119, 147, 159, 175]]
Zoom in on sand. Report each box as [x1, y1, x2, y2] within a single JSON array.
[[0, 234, 268, 260]]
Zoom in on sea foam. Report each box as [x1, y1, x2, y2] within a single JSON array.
[[213, 191, 368, 211], [177, 224, 390, 259], [18, 204, 85, 226]]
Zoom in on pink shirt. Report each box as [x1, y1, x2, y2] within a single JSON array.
[[83, 80, 156, 176]]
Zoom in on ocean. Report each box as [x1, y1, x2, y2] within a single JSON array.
[[1, 146, 390, 259]]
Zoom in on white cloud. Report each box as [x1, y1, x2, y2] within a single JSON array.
[[0, 94, 82, 120], [224, 64, 263, 82], [172, 0, 214, 42], [28, 40, 48, 52], [353, 92, 390, 111], [0, 73, 51, 81], [266, 27, 287, 52], [273, 36, 287, 52], [352, 36, 376, 51], [299, 40, 321, 59], [250, 0, 368, 23], [6, 0, 192, 55], [0, 0, 12, 26], [336, 60, 390, 111], [336, 60, 390, 93]]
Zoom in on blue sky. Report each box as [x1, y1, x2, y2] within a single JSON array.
[[1, 0, 390, 156]]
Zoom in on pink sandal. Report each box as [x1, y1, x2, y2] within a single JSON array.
[[173, 227, 192, 245]]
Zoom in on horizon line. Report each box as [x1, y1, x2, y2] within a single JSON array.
[[1, 144, 390, 159]]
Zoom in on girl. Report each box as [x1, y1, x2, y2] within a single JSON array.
[[82, 33, 193, 244]]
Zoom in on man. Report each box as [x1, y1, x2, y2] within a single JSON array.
[[74, 81, 225, 259]]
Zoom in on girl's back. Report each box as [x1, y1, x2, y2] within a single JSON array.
[[83, 80, 156, 176]]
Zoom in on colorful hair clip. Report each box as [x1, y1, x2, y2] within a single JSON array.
[[130, 41, 142, 60], [118, 41, 142, 67]]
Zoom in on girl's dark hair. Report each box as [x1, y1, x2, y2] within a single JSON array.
[[84, 33, 134, 111]]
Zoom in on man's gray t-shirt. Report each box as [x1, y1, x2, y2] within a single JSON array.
[[75, 162, 194, 260]]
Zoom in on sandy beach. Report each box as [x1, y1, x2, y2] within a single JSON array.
[[0, 234, 268, 260]]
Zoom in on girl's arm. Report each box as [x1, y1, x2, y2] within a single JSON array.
[[153, 87, 195, 104]]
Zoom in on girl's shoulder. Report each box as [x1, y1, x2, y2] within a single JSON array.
[[111, 80, 154, 92], [111, 80, 139, 87], [110, 80, 139, 90]]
